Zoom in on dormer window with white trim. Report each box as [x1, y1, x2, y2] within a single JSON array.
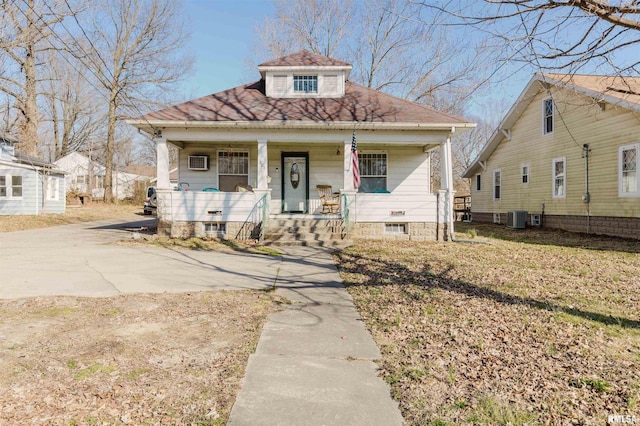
[[293, 75, 317, 93]]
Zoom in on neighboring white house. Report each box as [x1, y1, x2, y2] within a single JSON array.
[[55, 152, 151, 200], [127, 50, 475, 242], [0, 134, 66, 215]]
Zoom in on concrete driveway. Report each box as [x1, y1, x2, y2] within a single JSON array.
[[0, 215, 281, 299]]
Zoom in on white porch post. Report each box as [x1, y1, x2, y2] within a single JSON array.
[[156, 135, 170, 190], [440, 137, 455, 240], [343, 139, 353, 191], [257, 139, 268, 189]]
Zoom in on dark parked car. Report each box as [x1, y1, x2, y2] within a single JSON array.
[[143, 186, 157, 215]]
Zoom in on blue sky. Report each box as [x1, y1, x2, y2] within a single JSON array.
[[181, 0, 275, 99]]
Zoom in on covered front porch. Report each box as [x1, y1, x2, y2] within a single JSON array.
[[153, 127, 458, 242]]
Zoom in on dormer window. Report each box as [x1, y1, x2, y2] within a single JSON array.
[[293, 75, 317, 93]]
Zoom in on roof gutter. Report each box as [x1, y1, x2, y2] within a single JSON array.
[[125, 119, 476, 133]]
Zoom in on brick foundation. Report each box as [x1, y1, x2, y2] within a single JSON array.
[[469, 212, 640, 240]]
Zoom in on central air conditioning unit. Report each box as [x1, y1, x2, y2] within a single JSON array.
[[188, 155, 209, 171], [507, 210, 527, 229]]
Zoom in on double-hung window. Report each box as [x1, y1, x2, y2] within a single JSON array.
[[552, 157, 566, 198], [293, 75, 317, 93], [0, 174, 22, 198], [493, 169, 501, 200], [619, 143, 639, 196], [543, 98, 554, 134], [522, 165, 530, 184], [47, 176, 59, 201], [218, 151, 249, 192], [359, 152, 387, 193], [475, 174, 481, 191]]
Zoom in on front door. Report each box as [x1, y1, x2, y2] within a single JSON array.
[[282, 153, 308, 213]]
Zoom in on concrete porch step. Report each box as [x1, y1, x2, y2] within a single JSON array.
[[262, 218, 351, 248]]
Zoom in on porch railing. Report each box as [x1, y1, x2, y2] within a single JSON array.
[[236, 194, 268, 241]]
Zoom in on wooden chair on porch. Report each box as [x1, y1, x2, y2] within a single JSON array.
[[316, 185, 340, 214]]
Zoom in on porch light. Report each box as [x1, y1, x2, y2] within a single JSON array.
[[227, 144, 233, 155]]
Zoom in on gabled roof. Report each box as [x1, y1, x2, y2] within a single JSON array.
[[131, 80, 473, 132], [258, 50, 351, 67], [462, 73, 640, 178]]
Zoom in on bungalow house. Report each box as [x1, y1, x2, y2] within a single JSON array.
[[126, 50, 475, 242], [0, 133, 66, 215], [55, 152, 151, 201], [463, 73, 640, 240]]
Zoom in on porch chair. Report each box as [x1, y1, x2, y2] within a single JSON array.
[[235, 183, 253, 192], [316, 185, 340, 214]]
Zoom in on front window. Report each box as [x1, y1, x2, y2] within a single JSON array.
[[552, 157, 566, 198], [543, 98, 554, 134], [620, 143, 639, 196], [359, 152, 387, 193], [218, 151, 249, 192], [293, 75, 318, 93], [493, 169, 501, 200]]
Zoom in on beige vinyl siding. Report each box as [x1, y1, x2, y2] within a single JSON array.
[[472, 87, 640, 218]]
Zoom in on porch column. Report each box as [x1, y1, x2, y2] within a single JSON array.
[[440, 137, 455, 240], [257, 139, 268, 189], [155, 135, 170, 190], [343, 139, 353, 190]]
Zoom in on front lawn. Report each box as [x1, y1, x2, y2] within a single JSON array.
[[336, 225, 639, 425]]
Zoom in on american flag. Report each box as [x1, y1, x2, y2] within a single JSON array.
[[351, 130, 360, 190]]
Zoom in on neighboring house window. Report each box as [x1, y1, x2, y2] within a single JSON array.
[[95, 176, 104, 189], [11, 175, 22, 197], [47, 176, 59, 201], [0, 175, 6, 197], [75, 175, 86, 185], [475, 174, 481, 191], [543, 98, 554, 134], [359, 152, 387, 193], [293, 75, 317, 93], [619, 143, 639, 196], [493, 169, 501, 200], [552, 157, 566, 198], [522, 165, 529, 184], [218, 151, 249, 192]]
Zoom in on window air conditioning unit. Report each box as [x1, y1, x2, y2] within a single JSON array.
[[493, 213, 501, 224], [188, 155, 209, 171], [507, 210, 527, 229], [531, 214, 541, 227]]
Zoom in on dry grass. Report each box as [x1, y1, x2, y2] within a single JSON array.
[[336, 224, 640, 425], [0, 203, 142, 233], [0, 291, 285, 425]]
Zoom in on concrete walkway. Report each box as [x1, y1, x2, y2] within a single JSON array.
[[0, 218, 403, 424], [228, 246, 404, 426]]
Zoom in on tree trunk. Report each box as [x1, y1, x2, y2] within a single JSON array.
[[104, 85, 118, 203], [22, 0, 39, 156]]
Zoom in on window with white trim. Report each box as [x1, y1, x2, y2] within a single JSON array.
[[47, 176, 59, 201], [293, 75, 317, 93], [385, 223, 407, 234], [493, 169, 501, 200], [543, 98, 554, 134], [0, 175, 6, 197], [552, 157, 566, 198], [475, 174, 481, 191], [1, 175, 22, 198], [522, 165, 529, 184], [218, 151, 249, 192], [619, 143, 639, 197], [359, 152, 387, 193]]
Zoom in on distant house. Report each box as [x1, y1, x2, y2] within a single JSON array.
[[54, 152, 151, 200], [127, 50, 475, 242], [463, 73, 640, 239], [0, 133, 66, 215]]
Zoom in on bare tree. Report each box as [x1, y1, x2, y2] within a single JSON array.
[[257, 0, 354, 59], [418, 1, 640, 78], [41, 50, 105, 160], [0, 0, 69, 155], [78, 0, 191, 202]]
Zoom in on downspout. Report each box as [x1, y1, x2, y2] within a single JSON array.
[[582, 144, 591, 234]]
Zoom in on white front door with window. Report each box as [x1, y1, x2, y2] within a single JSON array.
[[282, 154, 308, 213]]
